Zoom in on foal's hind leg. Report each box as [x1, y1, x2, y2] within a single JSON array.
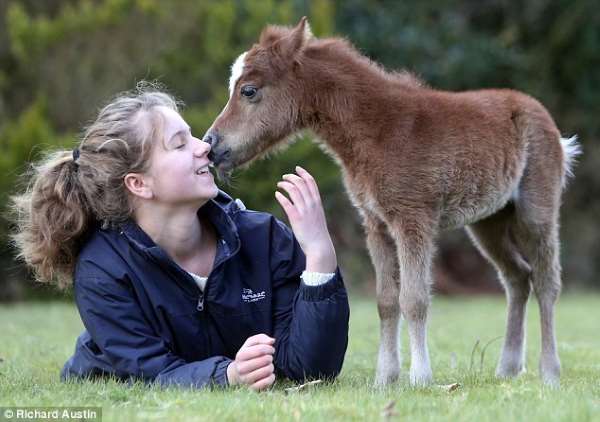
[[512, 134, 564, 386], [529, 229, 561, 386], [467, 204, 532, 378], [364, 212, 402, 386], [388, 215, 436, 386], [513, 193, 563, 386]]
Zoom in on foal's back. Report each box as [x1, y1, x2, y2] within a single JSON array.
[[366, 86, 563, 230]]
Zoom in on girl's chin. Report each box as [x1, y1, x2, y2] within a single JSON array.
[[208, 186, 220, 198], [197, 185, 219, 202]]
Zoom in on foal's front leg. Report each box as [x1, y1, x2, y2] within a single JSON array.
[[364, 213, 401, 386], [389, 217, 436, 386]]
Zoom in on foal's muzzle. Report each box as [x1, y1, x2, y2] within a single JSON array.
[[203, 130, 220, 148], [203, 130, 231, 166]]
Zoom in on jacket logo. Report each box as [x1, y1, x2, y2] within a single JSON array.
[[242, 288, 266, 303]]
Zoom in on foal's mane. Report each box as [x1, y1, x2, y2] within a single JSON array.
[[304, 36, 426, 90], [257, 23, 425, 90]]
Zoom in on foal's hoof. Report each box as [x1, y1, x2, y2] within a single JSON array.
[[495, 363, 526, 379], [409, 367, 433, 387], [542, 375, 560, 389], [540, 360, 561, 389], [373, 371, 400, 388]]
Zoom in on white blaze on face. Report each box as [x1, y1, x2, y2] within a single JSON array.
[[205, 51, 247, 141], [228, 51, 247, 98]]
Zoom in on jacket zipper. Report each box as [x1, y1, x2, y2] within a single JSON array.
[[197, 291, 205, 312], [196, 239, 231, 313]]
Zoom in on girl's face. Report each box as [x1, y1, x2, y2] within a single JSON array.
[[142, 106, 218, 208]]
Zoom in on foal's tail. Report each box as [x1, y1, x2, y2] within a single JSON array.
[[559, 135, 582, 189]]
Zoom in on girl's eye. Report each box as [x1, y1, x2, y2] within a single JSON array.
[[174, 133, 188, 149]]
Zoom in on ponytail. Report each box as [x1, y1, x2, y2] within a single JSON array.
[[11, 150, 92, 288]]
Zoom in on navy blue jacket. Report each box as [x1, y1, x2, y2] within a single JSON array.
[[61, 191, 349, 388]]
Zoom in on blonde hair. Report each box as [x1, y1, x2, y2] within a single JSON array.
[[11, 84, 179, 289]]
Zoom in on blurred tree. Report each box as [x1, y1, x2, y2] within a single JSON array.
[[0, 0, 355, 300], [0, 0, 598, 300], [335, 0, 600, 291]]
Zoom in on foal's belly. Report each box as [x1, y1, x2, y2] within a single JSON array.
[[341, 147, 523, 233], [344, 171, 518, 232], [438, 190, 514, 231]]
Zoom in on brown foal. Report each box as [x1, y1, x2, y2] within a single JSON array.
[[204, 18, 580, 387]]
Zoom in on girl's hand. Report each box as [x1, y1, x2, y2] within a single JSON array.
[[275, 166, 337, 273], [227, 334, 276, 391]]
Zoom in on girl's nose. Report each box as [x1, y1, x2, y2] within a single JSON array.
[[193, 137, 211, 157]]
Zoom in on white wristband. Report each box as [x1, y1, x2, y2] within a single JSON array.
[[301, 271, 335, 286]]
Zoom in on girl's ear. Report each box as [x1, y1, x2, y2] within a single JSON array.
[[124, 173, 154, 200]]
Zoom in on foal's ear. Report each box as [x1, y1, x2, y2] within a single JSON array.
[[274, 16, 313, 59]]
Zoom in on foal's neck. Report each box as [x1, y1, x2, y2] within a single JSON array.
[[299, 41, 421, 167]]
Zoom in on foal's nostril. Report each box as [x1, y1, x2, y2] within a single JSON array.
[[203, 133, 215, 146], [203, 130, 222, 148]]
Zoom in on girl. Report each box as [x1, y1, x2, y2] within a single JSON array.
[[11, 86, 349, 391]]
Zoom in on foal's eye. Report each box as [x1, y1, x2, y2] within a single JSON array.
[[240, 85, 258, 99]]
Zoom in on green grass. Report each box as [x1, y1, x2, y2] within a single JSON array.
[[1, 294, 600, 421]]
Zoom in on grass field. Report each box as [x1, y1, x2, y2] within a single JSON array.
[[1, 294, 599, 421]]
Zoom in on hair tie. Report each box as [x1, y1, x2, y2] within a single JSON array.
[[72, 148, 80, 163]]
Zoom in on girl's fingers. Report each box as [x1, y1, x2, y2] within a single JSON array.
[[282, 173, 312, 205], [236, 344, 275, 361], [295, 166, 320, 200], [236, 354, 274, 376], [242, 363, 275, 385], [243, 334, 275, 348], [275, 191, 298, 220], [277, 181, 306, 211], [250, 373, 276, 391]]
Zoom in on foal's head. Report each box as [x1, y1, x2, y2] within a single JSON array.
[[204, 17, 313, 176]]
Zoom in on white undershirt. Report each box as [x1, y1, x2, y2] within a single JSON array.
[[187, 270, 335, 292], [188, 272, 208, 291]]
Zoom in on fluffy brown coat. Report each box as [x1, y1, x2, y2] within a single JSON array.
[[204, 17, 580, 387]]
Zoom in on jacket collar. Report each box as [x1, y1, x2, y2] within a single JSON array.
[[120, 190, 241, 259]]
